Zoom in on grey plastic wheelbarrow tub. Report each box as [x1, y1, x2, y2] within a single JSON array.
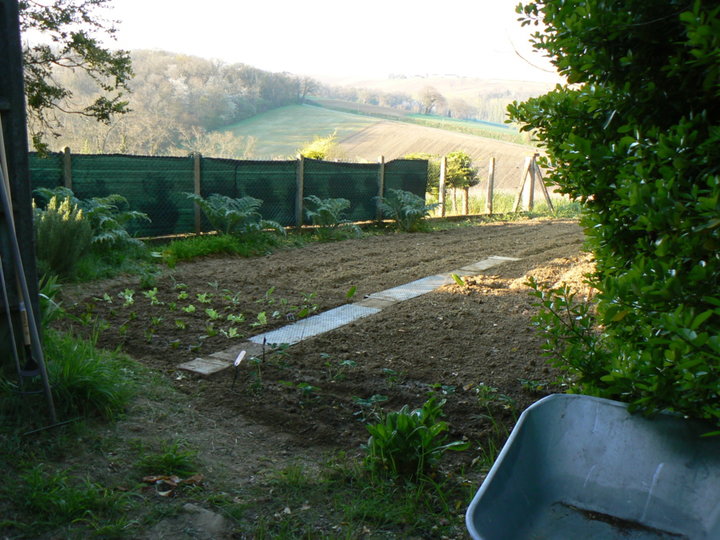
[[466, 394, 720, 540]]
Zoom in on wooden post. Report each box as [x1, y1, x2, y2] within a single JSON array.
[[295, 155, 305, 227], [485, 157, 495, 215], [513, 156, 533, 212], [376, 155, 385, 221], [62, 146, 72, 190], [533, 156, 555, 213], [193, 152, 202, 234], [439, 155, 447, 217], [526, 154, 536, 211], [463, 187, 469, 215]]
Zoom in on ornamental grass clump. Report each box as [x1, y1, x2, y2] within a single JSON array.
[[34, 195, 92, 278]]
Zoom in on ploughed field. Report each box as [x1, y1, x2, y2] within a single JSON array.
[[59, 218, 588, 469]]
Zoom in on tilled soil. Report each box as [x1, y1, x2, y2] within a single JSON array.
[[60, 218, 589, 485]]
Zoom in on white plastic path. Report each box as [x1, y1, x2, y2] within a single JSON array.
[[178, 255, 519, 375]]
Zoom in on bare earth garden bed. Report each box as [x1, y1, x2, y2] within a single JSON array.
[[57, 217, 588, 538]]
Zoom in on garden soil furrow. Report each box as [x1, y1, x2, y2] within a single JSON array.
[[59, 218, 589, 512]]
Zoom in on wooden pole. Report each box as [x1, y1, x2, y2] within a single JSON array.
[[376, 155, 385, 221], [513, 156, 533, 212], [193, 153, 202, 234], [463, 187, 469, 215], [295, 154, 305, 227], [526, 154, 536, 211], [62, 146, 72, 190], [534, 157, 555, 212], [485, 157, 495, 215], [439, 155, 447, 217]]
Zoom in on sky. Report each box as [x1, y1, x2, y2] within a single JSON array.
[[98, 0, 561, 83]]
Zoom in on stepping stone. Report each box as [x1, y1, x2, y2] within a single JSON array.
[[248, 304, 380, 347]]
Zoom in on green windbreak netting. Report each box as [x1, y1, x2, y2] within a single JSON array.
[[28, 153, 63, 191], [201, 159, 298, 226], [385, 159, 429, 194], [28, 153, 429, 236], [303, 159, 380, 223]]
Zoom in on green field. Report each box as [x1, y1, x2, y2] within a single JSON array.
[[222, 105, 379, 159]]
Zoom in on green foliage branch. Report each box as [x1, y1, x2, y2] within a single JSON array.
[[19, 0, 134, 152], [510, 1, 720, 423]]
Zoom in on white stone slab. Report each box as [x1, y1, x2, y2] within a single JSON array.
[[457, 256, 521, 274], [178, 357, 231, 375], [249, 304, 380, 346], [367, 274, 454, 303]]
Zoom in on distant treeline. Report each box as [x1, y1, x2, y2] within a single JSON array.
[[47, 50, 319, 157]]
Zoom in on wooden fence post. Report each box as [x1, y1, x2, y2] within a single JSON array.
[[526, 154, 536, 211], [439, 155, 447, 217], [193, 152, 202, 234], [485, 157, 495, 215], [376, 155, 385, 221], [513, 156, 533, 212], [62, 146, 72, 190], [533, 154, 555, 213], [295, 154, 305, 227]]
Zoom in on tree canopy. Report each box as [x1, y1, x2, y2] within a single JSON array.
[[20, 0, 133, 152], [510, 1, 720, 423]]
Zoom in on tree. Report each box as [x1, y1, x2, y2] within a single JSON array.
[[445, 151, 479, 214], [509, 1, 720, 424], [417, 86, 445, 115], [20, 0, 133, 152]]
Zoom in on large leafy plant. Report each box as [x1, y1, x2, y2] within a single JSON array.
[[186, 193, 285, 238], [304, 195, 360, 240], [34, 187, 149, 252], [377, 189, 439, 232], [510, 1, 720, 424], [364, 396, 468, 479]]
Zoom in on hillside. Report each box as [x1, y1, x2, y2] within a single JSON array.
[[222, 105, 379, 159], [336, 121, 536, 190], [221, 103, 539, 191]]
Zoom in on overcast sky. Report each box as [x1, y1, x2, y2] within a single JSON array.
[[100, 0, 560, 83]]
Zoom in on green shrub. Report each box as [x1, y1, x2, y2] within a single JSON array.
[[363, 396, 468, 479], [510, 1, 720, 423], [34, 195, 93, 278], [377, 189, 439, 232], [35, 187, 149, 253], [186, 193, 285, 238], [304, 195, 361, 241]]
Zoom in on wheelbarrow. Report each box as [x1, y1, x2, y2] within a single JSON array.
[[466, 394, 720, 539]]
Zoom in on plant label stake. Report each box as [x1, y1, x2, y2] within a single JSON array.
[[231, 350, 246, 389]]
